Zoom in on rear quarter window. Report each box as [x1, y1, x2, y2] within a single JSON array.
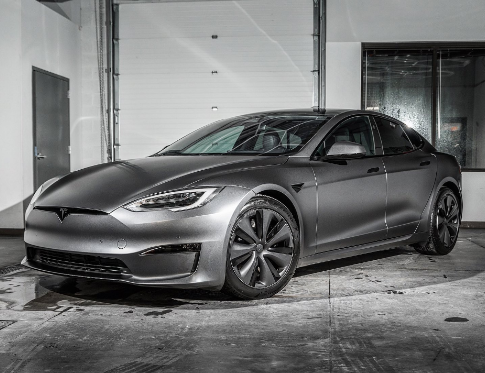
[[402, 125, 424, 148], [374, 117, 414, 155]]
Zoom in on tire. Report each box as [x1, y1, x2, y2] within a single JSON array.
[[413, 187, 460, 255], [222, 196, 300, 300]]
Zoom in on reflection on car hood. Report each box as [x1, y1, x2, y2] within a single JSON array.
[[35, 156, 287, 212]]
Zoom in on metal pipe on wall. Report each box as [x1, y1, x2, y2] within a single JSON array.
[[106, 0, 120, 161], [312, 0, 326, 111], [319, 0, 326, 110], [106, 0, 114, 161]]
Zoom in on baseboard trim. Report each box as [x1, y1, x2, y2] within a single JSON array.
[[0, 229, 24, 236], [461, 221, 485, 229]]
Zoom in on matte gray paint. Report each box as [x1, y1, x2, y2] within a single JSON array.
[[36, 156, 286, 213], [312, 156, 387, 252], [383, 150, 437, 238], [23, 109, 462, 290]]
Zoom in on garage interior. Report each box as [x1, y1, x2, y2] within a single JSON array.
[[1, 0, 485, 372]]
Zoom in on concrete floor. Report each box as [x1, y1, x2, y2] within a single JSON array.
[[0, 230, 484, 372]]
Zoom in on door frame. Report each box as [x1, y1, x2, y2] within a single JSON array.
[[32, 66, 70, 190]]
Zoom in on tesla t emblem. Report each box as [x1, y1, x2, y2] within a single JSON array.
[[56, 208, 70, 223]]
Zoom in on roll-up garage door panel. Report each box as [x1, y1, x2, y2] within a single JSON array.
[[119, 0, 313, 159], [120, 1, 312, 39], [121, 37, 312, 74], [121, 73, 312, 110]]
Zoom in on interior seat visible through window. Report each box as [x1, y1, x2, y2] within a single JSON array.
[[314, 116, 376, 157]]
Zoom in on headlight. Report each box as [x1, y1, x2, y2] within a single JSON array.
[[30, 177, 61, 206], [124, 188, 221, 212]]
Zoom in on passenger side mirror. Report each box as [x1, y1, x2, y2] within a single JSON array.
[[325, 141, 366, 159]]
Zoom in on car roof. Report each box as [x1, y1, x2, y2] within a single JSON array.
[[242, 108, 355, 117]]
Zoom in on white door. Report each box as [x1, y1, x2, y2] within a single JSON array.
[[119, 0, 314, 159]]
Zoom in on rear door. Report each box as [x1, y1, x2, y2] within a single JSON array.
[[311, 115, 387, 253], [373, 116, 437, 238]]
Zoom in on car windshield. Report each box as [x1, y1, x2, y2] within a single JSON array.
[[154, 114, 332, 156]]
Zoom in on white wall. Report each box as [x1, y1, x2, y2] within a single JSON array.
[[325, 0, 485, 222], [327, 0, 485, 43], [0, 0, 23, 229], [462, 173, 485, 222], [325, 42, 361, 109], [80, 1, 104, 167], [0, 0, 101, 229], [20, 0, 82, 216]]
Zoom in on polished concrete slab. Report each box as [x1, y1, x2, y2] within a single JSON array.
[[0, 230, 484, 372]]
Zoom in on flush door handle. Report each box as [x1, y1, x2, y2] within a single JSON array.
[[367, 167, 379, 173], [420, 160, 430, 166]]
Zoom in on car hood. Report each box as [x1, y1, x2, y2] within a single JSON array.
[[35, 155, 287, 213]]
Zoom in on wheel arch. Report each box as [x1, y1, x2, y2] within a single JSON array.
[[257, 190, 300, 228], [250, 185, 304, 250], [415, 176, 462, 238]]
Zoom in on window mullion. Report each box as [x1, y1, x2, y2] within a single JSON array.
[[431, 48, 438, 147]]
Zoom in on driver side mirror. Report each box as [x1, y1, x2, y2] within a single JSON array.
[[324, 141, 367, 160]]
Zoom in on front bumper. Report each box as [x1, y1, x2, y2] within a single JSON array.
[[23, 186, 253, 290]]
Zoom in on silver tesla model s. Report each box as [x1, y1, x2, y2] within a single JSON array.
[[23, 109, 462, 299]]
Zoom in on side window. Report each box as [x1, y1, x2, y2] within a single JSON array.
[[402, 125, 424, 148], [314, 116, 375, 157], [374, 117, 414, 155]]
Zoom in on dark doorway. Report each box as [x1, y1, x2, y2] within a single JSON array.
[[33, 68, 70, 190]]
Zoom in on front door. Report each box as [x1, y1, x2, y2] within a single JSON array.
[[33, 68, 70, 189], [311, 115, 388, 253]]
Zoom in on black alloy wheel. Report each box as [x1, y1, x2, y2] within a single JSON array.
[[222, 196, 299, 299], [436, 191, 460, 247], [413, 187, 460, 255]]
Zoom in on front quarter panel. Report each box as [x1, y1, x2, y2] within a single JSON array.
[[193, 157, 318, 258]]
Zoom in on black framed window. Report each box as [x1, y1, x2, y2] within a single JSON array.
[[401, 125, 424, 148], [363, 44, 485, 170], [374, 117, 414, 155], [314, 116, 375, 157]]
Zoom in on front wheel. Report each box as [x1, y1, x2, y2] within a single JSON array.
[[222, 196, 300, 300], [413, 187, 460, 255]]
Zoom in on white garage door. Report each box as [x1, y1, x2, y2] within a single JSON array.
[[119, 0, 314, 159]]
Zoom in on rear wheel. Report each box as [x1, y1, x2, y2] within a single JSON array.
[[222, 196, 300, 300], [413, 187, 460, 255]]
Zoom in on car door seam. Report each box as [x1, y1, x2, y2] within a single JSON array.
[[381, 158, 389, 234], [413, 153, 438, 234], [310, 165, 318, 254]]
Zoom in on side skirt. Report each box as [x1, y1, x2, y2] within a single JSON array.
[[297, 234, 415, 268]]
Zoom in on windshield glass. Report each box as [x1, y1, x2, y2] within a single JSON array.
[[155, 115, 332, 156]]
